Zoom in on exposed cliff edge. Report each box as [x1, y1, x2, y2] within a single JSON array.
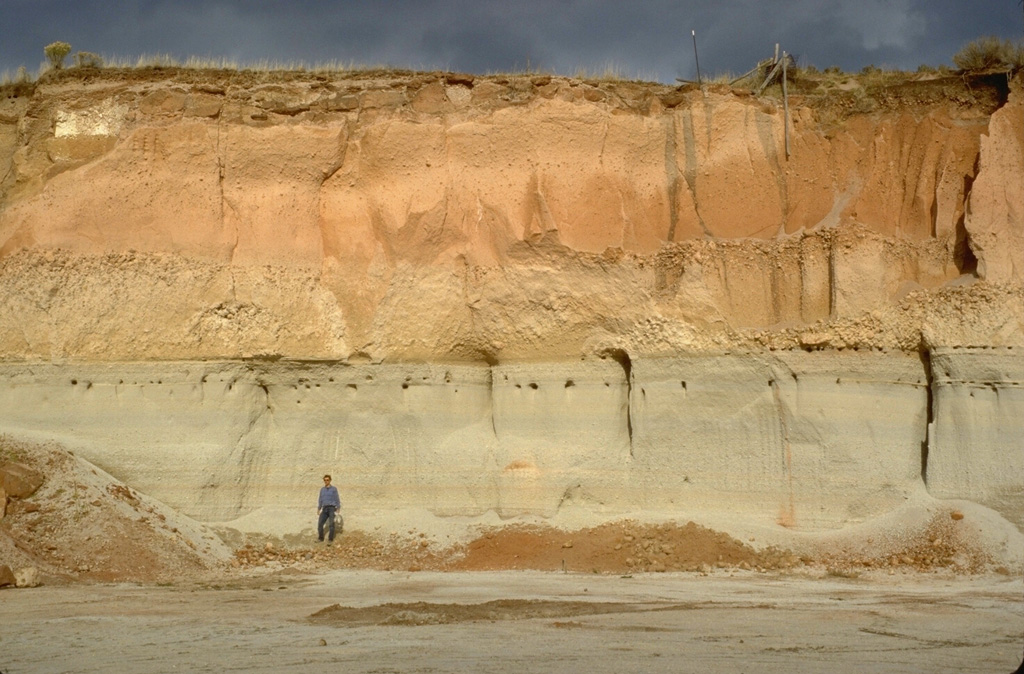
[[0, 68, 1021, 549]]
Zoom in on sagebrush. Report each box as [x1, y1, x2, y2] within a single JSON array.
[[44, 41, 72, 70], [953, 36, 1024, 72]]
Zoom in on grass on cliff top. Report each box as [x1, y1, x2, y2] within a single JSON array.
[[3, 36, 1020, 103], [2, 54, 656, 90]]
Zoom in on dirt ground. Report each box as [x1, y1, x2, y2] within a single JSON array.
[[2, 436, 1023, 673], [1, 439, 1024, 672], [1, 569, 1022, 673]]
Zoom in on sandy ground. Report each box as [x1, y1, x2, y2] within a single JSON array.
[[1, 569, 1022, 674], [3, 437, 1024, 673]]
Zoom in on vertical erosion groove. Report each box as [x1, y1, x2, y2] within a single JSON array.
[[663, 115, 680, 242], [770, 376, 796, 528], [954, 171, 979, 276], [754, 107, 787, 234], [488, 364, 498, 439], [680, 111, 709, 235], [602, 349, 633, 456], [827, 234, 837, 319], [919, 349, 934, 484]]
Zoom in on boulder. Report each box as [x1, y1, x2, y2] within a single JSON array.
[[15, 567, 40, 588], [1, 463, 44, 498]]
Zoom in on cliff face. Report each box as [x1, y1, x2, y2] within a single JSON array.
[[0, 69, 1021, 533], [1, 70, 1021, 361]]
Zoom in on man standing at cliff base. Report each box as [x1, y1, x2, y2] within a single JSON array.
[[317, 474, 341, 543]]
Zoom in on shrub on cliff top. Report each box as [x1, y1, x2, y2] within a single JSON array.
[[73, 51, 103, 68], [952, 36, 1024, 72], [44, 41, 72, 70]]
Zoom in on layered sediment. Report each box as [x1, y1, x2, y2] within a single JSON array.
[[0, 349, 1019, 532], [0, 68, 1021, 536]]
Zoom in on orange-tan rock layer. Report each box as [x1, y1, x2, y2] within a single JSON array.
[[0, 70, 1021, 361]]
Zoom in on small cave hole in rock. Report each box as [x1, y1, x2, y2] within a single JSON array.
[[565, 380, 575, 388], [528, 382, 539, 390]]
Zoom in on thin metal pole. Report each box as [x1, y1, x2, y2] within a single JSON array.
[[692, 30, 702, 86]]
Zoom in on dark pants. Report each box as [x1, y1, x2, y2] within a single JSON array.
[[318, 506, 337, 541]]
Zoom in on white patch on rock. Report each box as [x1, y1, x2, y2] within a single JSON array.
[[54, 101, 128, 138], [445, 85, 471, 106]]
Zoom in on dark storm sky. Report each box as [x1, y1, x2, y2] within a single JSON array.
[[2, 0, 1022, 83]]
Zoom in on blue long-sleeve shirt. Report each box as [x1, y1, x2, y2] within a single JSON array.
[[318, 485, 341, 510]]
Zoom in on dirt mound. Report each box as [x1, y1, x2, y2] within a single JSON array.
[[231, 515, 997, 577], [231, 521, 792, 574], [309, 598, 658, 627], [448, 521, 795, 573], [811, 510, 996, 576], [0, 436, 230, 584]]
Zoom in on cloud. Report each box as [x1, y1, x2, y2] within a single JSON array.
[[0, 0, 1019, 82], [836, 0, 927, 51]]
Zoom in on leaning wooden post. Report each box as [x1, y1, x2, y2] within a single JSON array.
[[756, 60, 782, 95], [782, 51, 791, 159]]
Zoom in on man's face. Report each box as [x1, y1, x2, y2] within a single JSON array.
[[324, 477, 331, 486]]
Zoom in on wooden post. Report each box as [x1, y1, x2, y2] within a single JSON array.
[[756, 61, 782, 95], [730, 64, 760, 85], [782, 51, 791, 159]]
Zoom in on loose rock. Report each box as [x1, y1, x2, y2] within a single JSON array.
[[1, 462, 44, 499], [15, 567, 40, 588]]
